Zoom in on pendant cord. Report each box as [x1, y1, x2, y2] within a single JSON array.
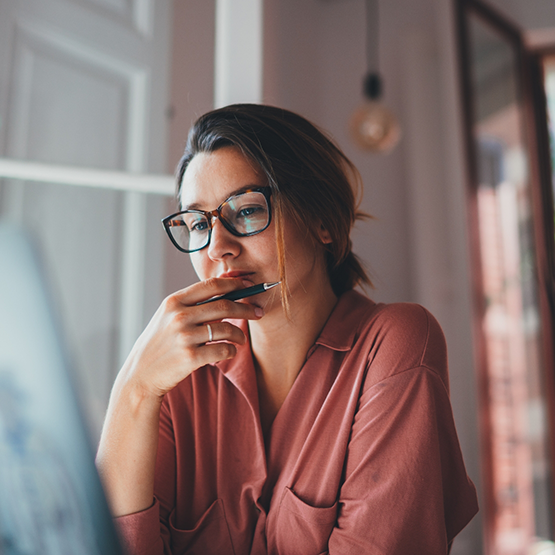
[[366, 0, 379, 74], [364, 0, 381, 98]]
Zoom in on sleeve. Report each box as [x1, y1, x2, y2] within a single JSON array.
[[114, 398, 177, 555], [328, 307, 478, 554], [115, 499, 166, 555]]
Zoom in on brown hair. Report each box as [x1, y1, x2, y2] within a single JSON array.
[[176, 104, 371, 306]]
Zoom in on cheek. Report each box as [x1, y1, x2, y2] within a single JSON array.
[[189, 252, 209, 280], [282, 228, 320, 275], [244, 220, 277, 256], [255, 229, 279, 264]]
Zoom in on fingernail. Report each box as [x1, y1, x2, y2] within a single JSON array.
[[255, 307, 264, 318], [242, 279, 254, 287]]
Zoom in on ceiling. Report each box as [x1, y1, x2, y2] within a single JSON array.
[[485, 0, 555, 30]]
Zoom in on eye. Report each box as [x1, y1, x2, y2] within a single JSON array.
[[191, 220, 209, 232], [183, 213, 209, 233], [237, 206, 261, 218]]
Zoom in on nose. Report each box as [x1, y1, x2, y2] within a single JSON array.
[[206, 217, 241, 260]]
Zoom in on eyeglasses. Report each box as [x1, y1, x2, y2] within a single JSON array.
[[162, 188, 272, 253]]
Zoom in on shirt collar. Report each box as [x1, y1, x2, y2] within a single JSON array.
[[221, 290, 377, 374], [312, 289, 377, 352]]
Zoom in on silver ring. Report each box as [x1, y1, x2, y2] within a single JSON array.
[[206, 323, 213, 343]]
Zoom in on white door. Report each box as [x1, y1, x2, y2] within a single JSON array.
[[0, 0, 172, 441]]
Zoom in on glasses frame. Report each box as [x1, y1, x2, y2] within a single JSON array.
[[162, 187, 272, 253]]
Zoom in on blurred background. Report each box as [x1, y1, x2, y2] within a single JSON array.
[[0, 0, 554, 553]]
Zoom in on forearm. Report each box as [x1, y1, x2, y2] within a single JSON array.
[[96, 363, 164, 518], [95, 279, 260, 518]]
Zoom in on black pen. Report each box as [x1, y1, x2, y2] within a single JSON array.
[[197, 282, 281, 305]]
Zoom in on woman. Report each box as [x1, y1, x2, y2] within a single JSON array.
[[96, 104, 478, 554]]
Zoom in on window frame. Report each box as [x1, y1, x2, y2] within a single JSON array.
[[456, 0, 555, 549]]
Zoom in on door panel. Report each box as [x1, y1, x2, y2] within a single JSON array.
[[0, 0, 171, 441], [78, 0, 153, 35], [7, 22, 131, 168]]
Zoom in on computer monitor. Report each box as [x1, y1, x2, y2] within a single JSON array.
[[0, 223, 123, 554]]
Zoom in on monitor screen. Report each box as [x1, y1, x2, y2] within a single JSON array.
[[0, 223, 122, 555]]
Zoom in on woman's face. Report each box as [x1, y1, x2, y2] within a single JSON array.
[[179, 146, 327, 313]]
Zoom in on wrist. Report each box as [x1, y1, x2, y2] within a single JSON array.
[[112, 360, 164, 415]]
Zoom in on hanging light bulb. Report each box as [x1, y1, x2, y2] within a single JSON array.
[[350, 0, 401, 153], [350, 73, 401, 152]]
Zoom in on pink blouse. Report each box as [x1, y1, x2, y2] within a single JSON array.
[[116, 290, 478, 554]]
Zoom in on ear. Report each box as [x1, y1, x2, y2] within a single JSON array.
[[318, 224, 332, 244]]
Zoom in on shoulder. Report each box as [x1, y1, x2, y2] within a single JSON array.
[[339, 290, 444, 349], [365, 301, 444, 349], [351, 296, 449, 391]]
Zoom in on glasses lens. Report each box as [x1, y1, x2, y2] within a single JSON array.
[[221, 191, 270, 235], [167, 212, 210, 252]]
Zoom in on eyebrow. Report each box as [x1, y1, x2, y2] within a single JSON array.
[[182, 184, 262, 211]]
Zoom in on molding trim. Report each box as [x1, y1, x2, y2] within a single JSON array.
[[0, 158, 174, 195], [214, 0, 263, 107]]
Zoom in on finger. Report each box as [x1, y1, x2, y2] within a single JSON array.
[[189, 298, 264, 326], [175, 277, 253, 306], [195, 341, 239, 366], [196, 321, 247, 346]]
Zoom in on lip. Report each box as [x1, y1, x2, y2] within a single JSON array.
[[218, 271, 254, 279]]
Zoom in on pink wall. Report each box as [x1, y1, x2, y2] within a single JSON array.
[[261, 3, 481, 553], [264, 0, 412, 304]]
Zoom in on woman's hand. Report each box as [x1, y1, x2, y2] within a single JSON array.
[[96, 277, 263, 517], [120, 277, 264, 399]]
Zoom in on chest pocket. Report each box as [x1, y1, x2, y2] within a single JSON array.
[[169, 498, 235, 555], [271, 487, 338, 555]]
